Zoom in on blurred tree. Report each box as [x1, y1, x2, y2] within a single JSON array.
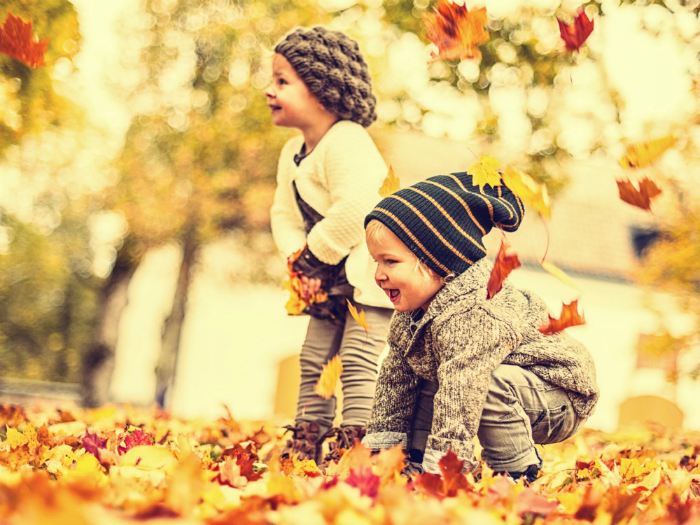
[[0, 207, 97, 384], [0, 0, 92, 388], [0, 0, 81, 154], [83, 0, 330, 406]]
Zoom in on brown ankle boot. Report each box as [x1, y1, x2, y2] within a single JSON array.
[[322, 425, 366, 465], [281, 422, 324, 464]]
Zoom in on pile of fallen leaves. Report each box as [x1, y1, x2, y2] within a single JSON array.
[[1, 404, 699, 524]]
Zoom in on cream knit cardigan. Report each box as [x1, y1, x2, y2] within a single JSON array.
[[270, 121, 392, 309]]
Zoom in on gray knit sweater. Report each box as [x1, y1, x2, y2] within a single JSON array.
[[362, 258, 599, 472]]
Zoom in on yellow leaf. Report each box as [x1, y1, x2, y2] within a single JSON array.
[[314, 355, 343, 399], [467, 155, 501, 190], [619, 135, 676, 169], [541, 261, 580, 291], [502, 166, 551, 219], [346, 299, 369, 334], [119, 445, 178, 472], [6, 428, 29, 449], [379, 166, 401, 198]]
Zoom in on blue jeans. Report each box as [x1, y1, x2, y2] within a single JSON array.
[[410, 364, 586, 472]]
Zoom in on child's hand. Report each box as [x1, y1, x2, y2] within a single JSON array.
[[299, 275, 322, 301]]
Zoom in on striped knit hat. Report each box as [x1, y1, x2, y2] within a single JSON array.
[[365, 172, 524, 277]]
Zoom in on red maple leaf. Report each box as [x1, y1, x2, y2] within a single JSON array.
[[487, 240, 521, 299], [516, 488, 559, 518], [439, 450, 471, 496], [346, 466, 381, 499], [424, 1, 489, 61], [616, 177, 662, 212], [539, 300, 586, 335], [118, 428, 154, 454], [82, 430, 108, 457], [0, 12, 49, 68], [557, 10, 594, 52]]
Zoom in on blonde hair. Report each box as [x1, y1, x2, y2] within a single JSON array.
[[366, 220, 441, 283]]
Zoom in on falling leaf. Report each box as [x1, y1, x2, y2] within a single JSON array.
[[424, 1, 489, 61], [487, 241, 521, 299], [0, 12, 49, 68], [557, 10, 594, 53], [619, 136, 676, 169], [502, 166, 551, 219], [467, 155, 501, 190], [346, 299, 369, 334], [379, 166, 401, 198], [541, 261, 580, 291], [539, 299, 586, 335], [314, 355, 343, 399], [616, 177, 662, 212]]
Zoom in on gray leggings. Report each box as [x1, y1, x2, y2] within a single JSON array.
[[296, 305, 393, 433], [411, 364, 586, 472]]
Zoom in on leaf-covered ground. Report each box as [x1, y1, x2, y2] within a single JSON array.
[[1, 404, 699, 524]]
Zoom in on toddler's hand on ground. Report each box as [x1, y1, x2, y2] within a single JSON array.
[[300, 275, 322, 301]]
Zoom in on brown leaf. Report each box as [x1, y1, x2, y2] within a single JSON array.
[[0, 12, 49, 68], [617, 177, 662, 212], [424, 1, 489, 61], [487, 240, 521, 299], [539, 300, 586, 335]]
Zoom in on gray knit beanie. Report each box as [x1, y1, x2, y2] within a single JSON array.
[[274, 26, 377, 128]]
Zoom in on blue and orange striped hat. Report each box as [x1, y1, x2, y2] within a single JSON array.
[[365, 172, 524, 277]]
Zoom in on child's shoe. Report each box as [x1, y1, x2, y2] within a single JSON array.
[[281, 421, 324, 464], [321, 425, 366, 464], [504, 464, 540, 485]]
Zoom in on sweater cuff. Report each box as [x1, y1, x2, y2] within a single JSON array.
[[292, 246, 330, 279], [423, 448, 479, 475], [361, 432, 409, 452]]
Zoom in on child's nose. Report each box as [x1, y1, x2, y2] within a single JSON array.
[[265, 86, 275, 98], [374, 266, 386, 282]]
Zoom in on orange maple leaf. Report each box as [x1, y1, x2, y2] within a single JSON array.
[[619, 135, 676, 169], [346, 299, 369, 334], [487, 240, 521, 299], [539, 300, 586, 335], [0, 12, 49, 68], [616, 177, 662, 212], [314, 355, 342, 399], [557, 10, 594, 53], [283, 248, 328, 315], [424, 1, 489, 61], [379, 166, 401, 198]]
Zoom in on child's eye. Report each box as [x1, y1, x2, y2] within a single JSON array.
[[278, 78, 287, 86], [386, 259, 398, 265]]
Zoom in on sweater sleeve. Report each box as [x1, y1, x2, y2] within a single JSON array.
[[363, 343, 421, 452], [306, 124, 386, 264], [422, 309, 517, 474], [270, 138, 307, 258]]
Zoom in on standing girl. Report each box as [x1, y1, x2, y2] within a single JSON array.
[[266, 27, 393, 464]]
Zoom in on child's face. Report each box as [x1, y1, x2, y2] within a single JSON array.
[[366, 224, 443, 312], [265, 54, 326, 129]]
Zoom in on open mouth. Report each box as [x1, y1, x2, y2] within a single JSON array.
[[385, 289, 400, 302], [269, 105, 281, 112]]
